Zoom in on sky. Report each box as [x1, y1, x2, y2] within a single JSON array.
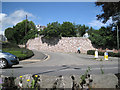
[[0, 1, 113, 35]]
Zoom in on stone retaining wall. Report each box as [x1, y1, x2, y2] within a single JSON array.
[[27, 37, 95, 53]]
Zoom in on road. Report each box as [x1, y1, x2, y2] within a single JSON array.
[[1, 50, 119, 77]]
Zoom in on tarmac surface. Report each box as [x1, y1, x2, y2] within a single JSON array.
[[1, 50, 119, 88]]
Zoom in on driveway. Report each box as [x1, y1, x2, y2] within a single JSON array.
[[1, 50, 119, 77]]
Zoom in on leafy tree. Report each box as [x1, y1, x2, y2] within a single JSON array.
[[20, 30, 38, 44], [89, 26, 115, 49], [95, 2, 120, 24], [95, 2, 120, 49], [5, 27, 16, 43], [5, 20, 37, 44], [41, 22, 61, 39], [79, 25, 89, 37], [87, 27, 95, 35], [60, 22, 76, 37], [75, 24, 89, 37]]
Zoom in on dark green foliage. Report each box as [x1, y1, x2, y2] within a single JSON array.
[[60, 22, 76, 37], [89, 26, 117, 49], [2, 42, 19, 48], [20, 30, 38, 44], [41, 22, 61, 39], [3, 48, 34, 60], [5, 20, 37, 44], [41, 21, 77, 38], [87, 50, 95, 55], [87, 50, 119, 57], [5, 28, 16, 44], [76, 24, 89, 37], [109, 52, 120, 57], [98, 51, 104, 56], [95, 2, 120, 49], [2, 42, 34, 60], [95, 2, 120, 24]]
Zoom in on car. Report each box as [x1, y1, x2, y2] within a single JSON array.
[[0, 50, 19, 69]]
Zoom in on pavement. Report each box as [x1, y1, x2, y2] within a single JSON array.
[[1, 50, 119, 88], [12, 74, 118, 88], [19, 50, 118, 66], [19, 50, 48, 65]]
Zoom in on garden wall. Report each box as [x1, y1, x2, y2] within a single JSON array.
[[27, 37, 95, 53]]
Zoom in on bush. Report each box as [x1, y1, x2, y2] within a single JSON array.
[[2, 42, 34, 60], [109, 52, 120, 57], [98, 52, 104, 56], [2, 42, 19, 48], [3, 48, 34, 60], [87, 50, 95, 55], [87, 50, 119, 57]]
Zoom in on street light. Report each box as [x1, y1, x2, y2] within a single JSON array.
[[25, 15, 27, 49], [114, 22, 120, 74], [114, 22, 119, 50]]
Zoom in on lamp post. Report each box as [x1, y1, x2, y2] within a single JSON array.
[[117, 25, 119, 51], [114, 22, 120, 74], [25, 15, 27, 49], [114, 22, 119, 51]]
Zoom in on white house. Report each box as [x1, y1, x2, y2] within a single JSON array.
[[36, 25, 46, 31], [83, 33, 89, 38]]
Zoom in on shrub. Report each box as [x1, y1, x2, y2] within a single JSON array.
[[87, 50, 95, 55], [2, 42, 19, 48], [2, 42, 34, 60], [3, 48, 34, 60], [109, 52, 120, 57], [87, 50, 119, 57], [98, 52, 104, 56]]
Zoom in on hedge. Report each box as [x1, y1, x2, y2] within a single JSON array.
[[3, 48, 34, 60], [87, 50, 119, 57], [2, 42, 34, 60]]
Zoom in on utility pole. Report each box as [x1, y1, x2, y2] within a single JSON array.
[[117, 25, 119, 51], [25, 15, 27, 48], [115, 22, 120, 74]]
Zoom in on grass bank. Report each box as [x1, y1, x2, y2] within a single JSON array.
[[2, 42, 34, 60]]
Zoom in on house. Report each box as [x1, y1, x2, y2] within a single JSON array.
[[0, 34, 7, 42], [36, 25, 46, 31], [83, 33, 89, 38]]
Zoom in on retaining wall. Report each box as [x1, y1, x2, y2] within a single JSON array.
[[27, 37, 95, 53]]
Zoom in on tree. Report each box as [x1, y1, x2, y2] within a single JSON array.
[[75, 24, 89, 37], [20, 30, 38, 44], [87, 27, 95, 35], [95, 2, 120, 24], [5, 20, 37, 44], [5, 27, 16, 43], [60, 22, 76, 37], [41, 22, 61, 38], [89, 26, 115, 49], [95, 2, 120, 49]]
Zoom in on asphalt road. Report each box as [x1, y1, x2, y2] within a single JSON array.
[[1, 50, 119, 77]]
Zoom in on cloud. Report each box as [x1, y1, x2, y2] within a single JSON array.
[[88, 17, 113, 29], [0, 10, 34, 34]]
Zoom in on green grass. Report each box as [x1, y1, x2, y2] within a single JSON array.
[[3, 48, 34, 60], [2, 42, 34, 60], [3, 50, 26, 58]]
